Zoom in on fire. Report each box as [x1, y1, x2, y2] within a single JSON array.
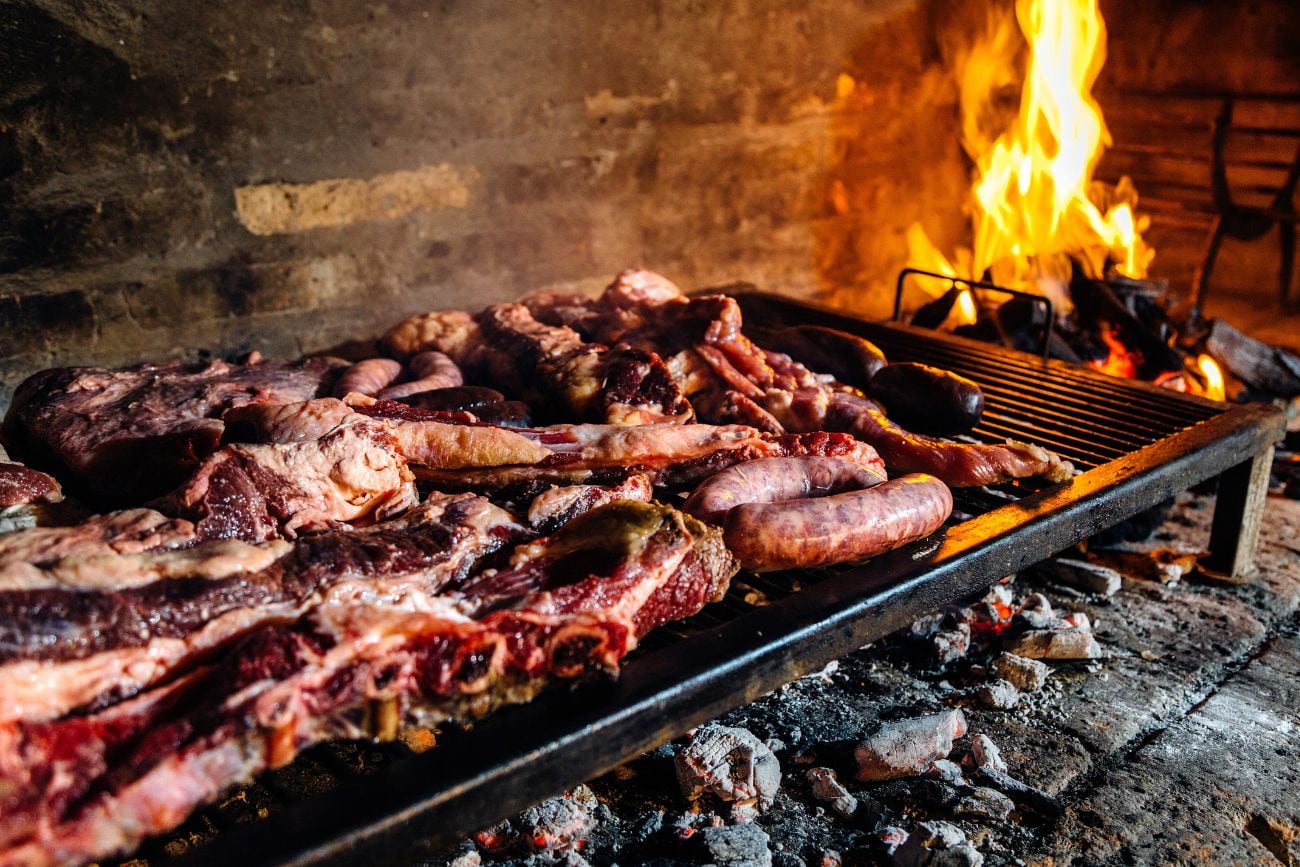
[[1089, 322, 1140, 379], [1197, 354, 1226, 402], [907, 0, 1153, 296]]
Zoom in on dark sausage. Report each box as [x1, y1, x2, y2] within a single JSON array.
[[682, 456, 886, 524], [376, 351, 464, 401], [723, 473, 953, 572], [406, 386, 507, 412], [868, 362, 985, 436], [334, 358, 403, 397], [765, 325, 888, 388]]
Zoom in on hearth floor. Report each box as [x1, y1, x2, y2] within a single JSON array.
[[421, 491, 1300, 867]]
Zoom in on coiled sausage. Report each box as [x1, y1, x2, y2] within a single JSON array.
[[376, 351, 464, 401], [334, 358, 403, 397], [722, 473, 952, 572], [682, 456, 886, 524]]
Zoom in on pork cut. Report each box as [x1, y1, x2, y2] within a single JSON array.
[[0, 493, 524, 724], [0, 501, 734, 866], [3, 357, 344, 504]]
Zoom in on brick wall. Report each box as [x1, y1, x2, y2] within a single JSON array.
[[0, 0, 976, 407]]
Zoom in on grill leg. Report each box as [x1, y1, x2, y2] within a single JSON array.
[[1204, 447, 1274, 581]]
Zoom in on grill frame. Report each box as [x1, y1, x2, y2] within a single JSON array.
[[169, 291, 1284, 867]]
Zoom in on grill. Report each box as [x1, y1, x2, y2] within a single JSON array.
[[155, 291, 1283, 867]]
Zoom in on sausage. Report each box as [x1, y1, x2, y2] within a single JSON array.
[[334, 358, 404, 397], [868, 362, 985, 436], [682, 456, 887, 524], [765, 325, 888, 388], [375, 351, 464, 401], [722, 473, 953, 572], [405, 386, 507, 413]]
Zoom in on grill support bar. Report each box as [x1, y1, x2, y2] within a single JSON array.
[[1205, 445, 1275, 579]]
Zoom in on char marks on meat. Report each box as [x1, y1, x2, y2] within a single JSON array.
[[0, 493, 524, 724], [526, 474, 654, 533], [3, 358, 344, 504], [155, 409, 418, 542], [0, 502, 733, 867]]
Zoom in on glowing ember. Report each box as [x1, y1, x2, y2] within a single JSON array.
[[907, 0, 1153, 296], [1089, 322, 1141, 379], [1197, 354, 1226, 402]]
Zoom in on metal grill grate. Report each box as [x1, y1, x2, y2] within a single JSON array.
[[134, 291, 1280, 867]]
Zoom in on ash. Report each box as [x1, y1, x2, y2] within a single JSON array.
[[426, 492, 1300, 866]]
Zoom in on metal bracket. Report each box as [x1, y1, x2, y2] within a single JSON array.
[[894, 267, 1056, 361]]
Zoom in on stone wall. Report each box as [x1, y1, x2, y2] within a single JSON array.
[[0, 0, 975, 407]]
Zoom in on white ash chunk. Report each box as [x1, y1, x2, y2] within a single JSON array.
[[932, 623, 972, 664], [854, 710, 968, 782], [675, 724, 781, 819], [969, 733, 1008, 775], [990, 652, 1051, 692], [514, 786, 599, 854], [1037, 557, 1123, 596], [891, 820, 984, 867], [975, 678, 1021, 710], [805, 767, 858, 817], [927, 758, 966, 784], [1015, 592, 1056, 629], [1005, 624, 1102, 660]]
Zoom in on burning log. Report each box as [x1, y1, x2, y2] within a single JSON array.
[[1206, 319, 1300, 398], [854, 710, 968, 782]]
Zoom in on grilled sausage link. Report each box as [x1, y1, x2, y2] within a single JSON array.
[[722, 473, 952, 572], [764, 325, 888, 389], [376, 351, 464, 401], [682, 456, 886, 524], [334, 358, 404, 397]]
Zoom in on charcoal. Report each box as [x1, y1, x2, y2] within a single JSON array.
[[931, 624, 972, 665], [675, 724, 781, 819], [974, 679, 1020, 710], [1035, 557, 1122, 596], [989, 653, 1050, 692], [515, 787, 598, 853], [805, 767, 858, 817], [970, 765, 1063, 818], [952, 787, 1014, 822], [1004, 613, 1102, 660], [890, 820, 984, 867], [968, 735, 1008, 775], [689, 823, 773, 867], [855, 710, 968, 782], [1014, 593, 1056, 630], [927, 759, 966, 784]]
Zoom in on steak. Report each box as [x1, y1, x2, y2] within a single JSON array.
[[154, 411, 418, 542], [0, 458, 62, 510], [0, 502, 735, 866], [0, 493, 524, 724], [3, 357, 344, 504]]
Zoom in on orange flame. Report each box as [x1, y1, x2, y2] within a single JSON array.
[[1197, 354, 1226, 402], [907, 0, 1152, 295], [1089, 322, 1141, 378]]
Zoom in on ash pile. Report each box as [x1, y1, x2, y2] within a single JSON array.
[[427, 491, 1300, 867]]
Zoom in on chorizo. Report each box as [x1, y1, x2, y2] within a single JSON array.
[[722, 473, 952, 572], [869, 362, 985, 436], [376, 351, 464, 401], [682, 456, 886, 524], [334, 358, 403, 398], [764, 325, 888, 388]]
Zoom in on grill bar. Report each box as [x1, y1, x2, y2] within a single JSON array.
[[163, 291, 1282, 867]]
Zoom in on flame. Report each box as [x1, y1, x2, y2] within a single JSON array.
[[1089, 322, 1141, 379], [907, 0, 1152, 295], [955, 288, 978, 326], [1197, 354, 1226, 402]]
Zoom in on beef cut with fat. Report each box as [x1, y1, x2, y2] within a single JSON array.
[[0, 492, 524, 724], [0, 501, 735, 867], [3, 357, 344, 504]]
